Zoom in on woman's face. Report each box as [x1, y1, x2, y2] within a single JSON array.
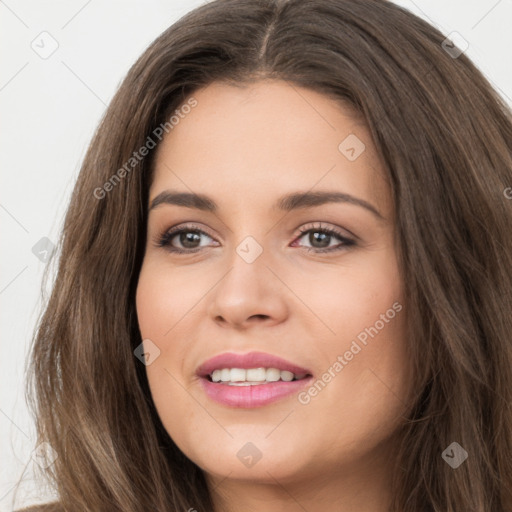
[[136, 79, 411, 489]]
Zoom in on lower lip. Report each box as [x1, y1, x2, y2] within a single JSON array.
[[199, 376, 314, 408]]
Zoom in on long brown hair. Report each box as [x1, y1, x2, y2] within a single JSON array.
[[19, 0, 512, 510]]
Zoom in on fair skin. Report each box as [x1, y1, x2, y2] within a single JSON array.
[[136, 79, 412, 512]]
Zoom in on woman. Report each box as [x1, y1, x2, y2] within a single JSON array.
[[17, 0, 512, 510]]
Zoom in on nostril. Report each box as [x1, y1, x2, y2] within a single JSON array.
[[249, 314, 269, 321]]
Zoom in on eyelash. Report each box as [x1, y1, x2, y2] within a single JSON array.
[[153, 222, 356, 255]]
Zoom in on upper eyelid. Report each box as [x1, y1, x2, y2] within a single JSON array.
[[166, 223, 216, 239]]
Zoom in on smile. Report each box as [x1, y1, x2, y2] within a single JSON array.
[[196, 351, 314, 408], [209, 367, 308, 385]]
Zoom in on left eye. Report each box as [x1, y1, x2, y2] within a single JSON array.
[[293, 225, 356, 253], [155, 223, 356, 254]]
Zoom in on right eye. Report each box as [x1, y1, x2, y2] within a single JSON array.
[[154, 224, 218, 254]]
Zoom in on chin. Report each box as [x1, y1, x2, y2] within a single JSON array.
[[179, 433, 312, 483]]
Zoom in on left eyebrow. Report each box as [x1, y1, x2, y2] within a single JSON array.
[[149, 189, 385, 221]]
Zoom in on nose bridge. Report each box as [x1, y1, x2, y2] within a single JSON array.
[[234, 233, 266, 266], [221, 205, 273, 268], [223, 208, 289, 287], [207, 230, 288, 326], [222, 233, 269, 296]]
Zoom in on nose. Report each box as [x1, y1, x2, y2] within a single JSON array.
[[206, 249, 289, 329]]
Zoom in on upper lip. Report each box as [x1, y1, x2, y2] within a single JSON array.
[[196, 351, 313, 378]]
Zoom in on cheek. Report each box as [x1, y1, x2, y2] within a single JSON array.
[[135, 261, 199, 390], [135, 258, 208, 338], [292, 247, 404, 347], [295, 251, 409, 435], [135, 261, 188, 391], [135, 261, 201, 440], [135, 257, 216, 379]]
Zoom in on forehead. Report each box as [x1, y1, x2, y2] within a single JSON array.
[[151, 80, 391, 219]]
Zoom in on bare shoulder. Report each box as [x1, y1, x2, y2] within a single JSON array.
[[15, 503, 63, 512]]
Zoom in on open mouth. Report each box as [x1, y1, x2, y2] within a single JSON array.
[[196, 352, 314, 406], [204, 368, 313, 386]]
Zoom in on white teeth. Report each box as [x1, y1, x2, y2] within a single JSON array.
[[266, 368, 281, 382], [280, 370, 294, 382], [230, 368, 246, 382], [246, 368, 267, 381], [208, 367, 308, 385]]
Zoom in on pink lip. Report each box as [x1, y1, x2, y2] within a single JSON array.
[[196, 351, 313, 408]]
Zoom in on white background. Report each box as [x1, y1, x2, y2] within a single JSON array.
[[1, 0, 511, 510]]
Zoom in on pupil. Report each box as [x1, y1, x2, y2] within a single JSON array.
[[311, 231, 330, 248], [181, 231, 200, 248]]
